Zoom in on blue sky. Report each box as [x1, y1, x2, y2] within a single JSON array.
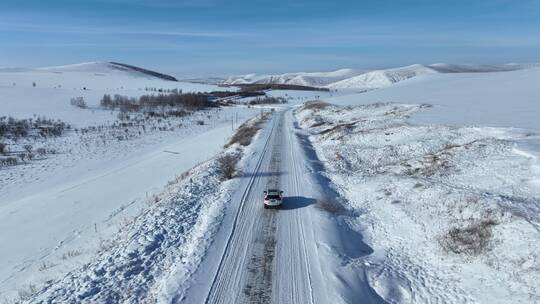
[[1, 0, 539, 76]]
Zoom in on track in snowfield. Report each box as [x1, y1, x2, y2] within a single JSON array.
[[194, 108, 384, 304]]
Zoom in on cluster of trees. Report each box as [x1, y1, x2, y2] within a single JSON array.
[[248, 96, 287, 105], [144, 87, 183, 93], [0, 116, 69, 140], [0, 141, 55, 167], [100, 92, 215, 113], [209, 90, 264, 99], [237, 83, 330, 92], [70, 97, 88, 109]]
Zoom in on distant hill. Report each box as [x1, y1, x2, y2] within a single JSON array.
[[222, 68, 364, 87], [109, 62, 178, 81], [327, 64, 436, 90], [34, 61, 178, 81], [222, 63, 538, 90]]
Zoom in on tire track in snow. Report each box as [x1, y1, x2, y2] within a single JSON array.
[[204, 114, 279, 304], [272, 109, 316, 304], [242, 123, 283, 303], [242, 211, 277, 303]]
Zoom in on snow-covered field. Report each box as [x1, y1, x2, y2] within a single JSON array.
[[2, 60, 539, 303], [327, 67, 540, 133], [27, 117, 266, 303], [296, 83, 540, 302], [0, 62, 222, 126], [0, 63, 259, 302]]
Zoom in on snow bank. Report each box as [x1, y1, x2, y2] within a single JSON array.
[[297, 103, 540, 303]]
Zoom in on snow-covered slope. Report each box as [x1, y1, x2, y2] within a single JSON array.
[[35, 61, 178, 81], [223, 68, 362, 87], [327, 64, 436, 89], [224, 63, 538, 90], [427, 63, 532, 73], [0, 62, 222, 126], [0, 62, 258, 302], [297, 102, 540, 303], [327, 66, 540, 133], [328, 63, 539, 89]]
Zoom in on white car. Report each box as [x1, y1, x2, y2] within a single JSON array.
[[263, 189, 283, 209]]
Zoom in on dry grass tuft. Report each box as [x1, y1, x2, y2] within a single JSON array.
[[303, 100, 332, 111], [316, 196, 348, 215], [442, 218, 499, 256], [225, 115, 268, 148]]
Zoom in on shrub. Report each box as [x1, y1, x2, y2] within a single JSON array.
[[225, 116, 267, 148], [218, 153, 240, 180], [70, 97, 88, 109], [303, 100, 331, 111], [0, 157, 18, 167], [0, 116, 68, 139], [442, 218, 498, 255], [38, 261, 54, 271], [248, 96, 287, 105], [23, 144, 33, 153], [18, 284, 38, 301], [315, 196, 347, 214], [0, 142, 6, 154], [36, 147, 47, 156], [62, 250, 81, 260]]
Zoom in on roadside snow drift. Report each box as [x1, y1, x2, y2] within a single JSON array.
[[297, 102, 540, 303]]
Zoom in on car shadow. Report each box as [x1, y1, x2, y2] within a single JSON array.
[[279, 196, 316, 210]]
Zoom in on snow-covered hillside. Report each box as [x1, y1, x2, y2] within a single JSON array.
[[0, 62, 222, 126], [327, 64, 436, 89], [296, 65, 540, 303], [297, 102, 540, 303], [223, 68, 362, 87], [327, 66, 540, 133], [427, 63, 535, 73], [223, 63, 537, 91]]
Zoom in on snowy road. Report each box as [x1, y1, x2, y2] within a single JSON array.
[[187, 108, 384, 304]]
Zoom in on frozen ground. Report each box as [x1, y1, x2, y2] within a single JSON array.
[[183, 109, 383, 304], [0, 63, 256, 302], [297, 101, 540, 303], [25, 118, 263, 303], [2, 61, 539, 303]]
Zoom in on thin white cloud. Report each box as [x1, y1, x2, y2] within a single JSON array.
[[0, 20, 247, 38], [97, 0, 217, 8]]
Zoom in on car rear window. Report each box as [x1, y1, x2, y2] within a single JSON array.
[[266, 194, 281, 199]]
